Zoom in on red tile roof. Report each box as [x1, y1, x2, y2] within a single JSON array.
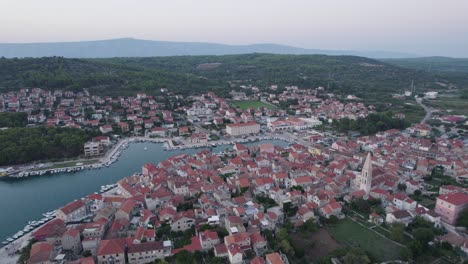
[[59, 200, 85, 215], [438, 192, 468, 206], [96, 238, 128, 256], [29, 242, 52, 264], [32, 219, 66, 239]]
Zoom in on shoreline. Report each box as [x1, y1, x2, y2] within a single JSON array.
[[0, 135, 293, 263], [0, 186, 121, 263], [4, 135, 294, 179]]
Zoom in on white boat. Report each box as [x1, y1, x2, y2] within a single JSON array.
[[17, 231, 24, 236], [6, 238, 13, 242], [12, 235, 18, 239], [144, 147, 148, 150], [2, 241, 9, 245]]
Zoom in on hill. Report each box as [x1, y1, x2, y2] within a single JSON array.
[[382, 57, 468, 73], [0, 38, 416, 59], [0, 54, 456, 99]]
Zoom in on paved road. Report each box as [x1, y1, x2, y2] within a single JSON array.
[[415, 97, 433, 123]]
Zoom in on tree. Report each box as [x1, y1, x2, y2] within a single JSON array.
[[400, 247, 413, 261], [389, 223, 405, 243], [397, 183, 407, 192], [413, 189, 422, 196], [279, 239, 294, 255], [291, 185, 304, 193], [276, 228, 289, 241], [350, 198, 371, 214], [327, 215, 339, 225], [175, 250, 197, 264], [457, 208, 468, 228], [343, 248, 370, 264], [302, 218, 318, 233], [409, 240, 423, 257], [413, 228, 435, 246]]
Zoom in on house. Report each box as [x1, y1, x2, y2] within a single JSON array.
[[83, 220, 107, 239], [149, 127, 166, 137], [115, 199, 138, 220], [250, 232, 267, 256], [29, 242, 54, 264], [386, 210, 413, 226], [224, 232, 251, 250], [56, 200, 87, 223], [32, 219, 67, 243], [127, 241, 167, 264], [297, 207, 315, 222], [132, 227, 155, 245], [84, 141, 103, 157], [199, 230, 220, 250], [369, 212, 384, 225], [96, 238, 127, 264], [66, 257, 96, 264], [62, 228, 82, 254], [118, 122, 130, 133], [214, 244, 229, 258], [291, 176, 313, 189], [225, 216, 246, 234], [266, 252, 286, 264], [435, 192, 468, 225], [227, 244, 243, 264], [226, 122, 260, 137], [99, 125, 113, 134], [170, 211, 195, 231], [320, 201, 342, 219]]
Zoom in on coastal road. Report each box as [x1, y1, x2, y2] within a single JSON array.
[[415, 97, 433, 123]]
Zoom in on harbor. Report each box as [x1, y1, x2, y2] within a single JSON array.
[[0, 138, 289, 247], [6, 135, 294, 179]]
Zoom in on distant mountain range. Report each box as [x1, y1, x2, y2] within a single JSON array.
[[0, 38, 418, 59]]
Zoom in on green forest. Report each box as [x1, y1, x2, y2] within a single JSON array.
[[0, 127, 92, 166], [332, 112, 410, 135], [0, 112, 27, 127], [0, 54, 460, 99]]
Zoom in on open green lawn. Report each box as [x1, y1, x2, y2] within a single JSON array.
[[401, 103, 426, 124], [425, 97, 468, 115], [231, 100, 275, 110], [328, 219, 404, 262]]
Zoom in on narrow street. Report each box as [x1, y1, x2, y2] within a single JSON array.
[[415, 96, 433, 123]]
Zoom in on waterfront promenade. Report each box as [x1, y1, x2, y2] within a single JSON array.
[[5, 133, 295, 179], [0, 137, 290, 254]]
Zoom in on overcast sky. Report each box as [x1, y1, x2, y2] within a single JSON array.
[[1, 0, 467, 57]]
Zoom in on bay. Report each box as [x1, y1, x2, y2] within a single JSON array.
[[0, 139, 288, 243]]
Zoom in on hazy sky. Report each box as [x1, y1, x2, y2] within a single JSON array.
[[1, 0, 467, 57]]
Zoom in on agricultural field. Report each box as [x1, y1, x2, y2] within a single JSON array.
[[327, 218, 404, 262], [290, 228, 340, 260], [425, 97, 468, 116], [231, 100, 276, 110]]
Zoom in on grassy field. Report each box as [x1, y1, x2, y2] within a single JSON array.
[[290, 228, 340, 260], [231, 100, 275, 110], [328, 218, 404, 262], [425, 97, 468, 115], [401, 102, 426, 124]]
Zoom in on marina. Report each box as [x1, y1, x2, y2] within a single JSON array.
[[7, 135, 294, 179], [0, 138, 289, 245]]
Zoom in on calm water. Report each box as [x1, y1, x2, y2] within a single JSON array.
[[0, 139, 288, 243]]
